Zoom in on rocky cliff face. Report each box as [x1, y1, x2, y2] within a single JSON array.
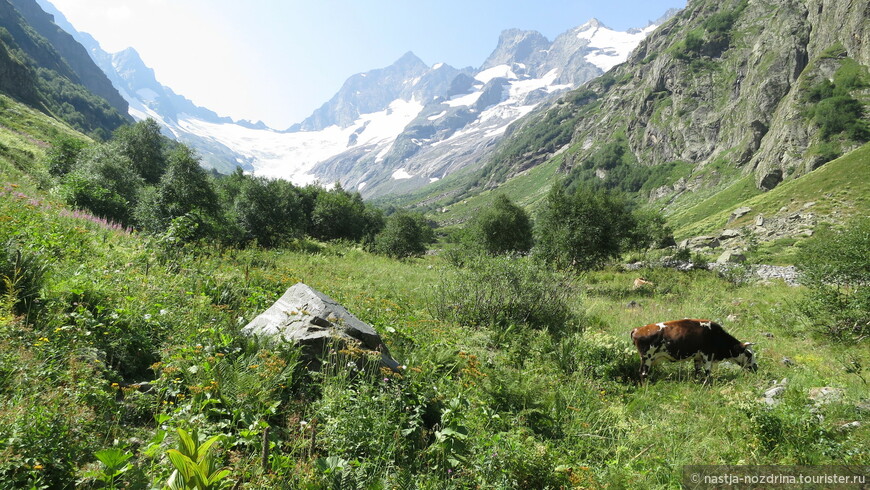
[[308, 17, 671, 197], [502, 0, 869, 195], [0, 0, 129, 136], [9, 0, 128, 116]]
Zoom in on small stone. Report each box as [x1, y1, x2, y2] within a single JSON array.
[[719, 229, 741, 240], [838, 421, 861, 431], [808, 387, 844, 405], [754, 214, 765, 227], [781, 356, 795, 366], [726, 314, 739, 322], [626, 300, 640, 309], [764, 386, 786, 399], [716, 250, 746, 264], [762, 332, 775, 338], [729, 206, 752, 222], [803, 201, 816, 209]]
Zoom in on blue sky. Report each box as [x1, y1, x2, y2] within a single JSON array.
[[43, 0, 685, 129]]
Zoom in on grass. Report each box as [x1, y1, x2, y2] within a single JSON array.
[[2, 176, 868, 488], [0, 91, 868, 488], [669, 142, 870, 240]]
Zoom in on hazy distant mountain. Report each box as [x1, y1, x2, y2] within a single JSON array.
[[306, 17, 670, 197], [177, 14, 673, 194], [36, 0, 675, 190]]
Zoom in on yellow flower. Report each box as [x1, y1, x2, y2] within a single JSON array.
[[111, 382, 119, 387], [33, 464, 44, 470]]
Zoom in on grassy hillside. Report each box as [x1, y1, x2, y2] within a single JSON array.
[[1, 137, 867, 487], [0, 93, 90, 188], [671, 143, 870, 238]]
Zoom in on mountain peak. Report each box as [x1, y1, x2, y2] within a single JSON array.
[[481, 29, 550, 70]]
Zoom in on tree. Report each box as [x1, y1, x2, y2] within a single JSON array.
[[468, 194, 534, 255], [535, 183, 636, 270], [796, 216, 870, 340], [59, 141, 143, 224], [310, 184, 383, 242], [114, 118, 167, 184], [135, 144, 219, 234], [46, 134, 88, 177], [232, 175, 304, 247], [373, 213, 435, 258]]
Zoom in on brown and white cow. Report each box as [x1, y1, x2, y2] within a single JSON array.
[[630, 319, 757, 383]]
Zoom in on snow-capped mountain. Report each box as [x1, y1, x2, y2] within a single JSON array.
[[39, 0, 676, 195], [307, 18, 667, 197]]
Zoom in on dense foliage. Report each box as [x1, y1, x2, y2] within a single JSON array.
[[49, 119, 387, 249], [466, 194, 534, 256], [796, 215, 870, 340], [535, 183, 641, 270], [372, 212, 435, 258]]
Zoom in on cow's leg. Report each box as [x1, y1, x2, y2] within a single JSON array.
[[693, 355, 704, 378], [700, 355, 713, 385], [638, 352, 652, 382]]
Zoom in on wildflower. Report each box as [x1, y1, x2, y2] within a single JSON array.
[[144, 314, 152, 320], [111, 382, 119, 387], [160, 309, 168, 315], [33, 464, 43, 470], [248, 364, 259, 369]]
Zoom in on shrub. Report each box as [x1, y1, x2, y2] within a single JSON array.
[[59, 142, 143, 224], [45, 134, 87, 177], [430, 255, 577, 332], [310, 184, 384, 242], [796, 216, 870, 340], [0, 242, 47, 315], [466, 194, 534, 256], [535, 184, 637, 270], [372, 212, 434, 258], [114, 118, 167, 184]]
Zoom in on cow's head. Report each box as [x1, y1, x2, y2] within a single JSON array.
[[735, 342, 757, 372]]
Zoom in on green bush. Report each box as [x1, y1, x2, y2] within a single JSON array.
[[372, 212, 434, 258], [430, 255, 577, 332], [59, 142, 143, 224], [535, 184, 637, 270], [310, 184, 384, 242], [45, 134, 87, 178], [466, 194, 534, 256], [0, 242, 46, 315], [796, 216, 870, 340]]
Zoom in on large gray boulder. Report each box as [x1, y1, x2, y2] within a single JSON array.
[[242, 283, 400, 371]]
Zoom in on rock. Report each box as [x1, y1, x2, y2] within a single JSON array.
[[686, 235, 720, 249], [857, 401, 870, 413], [755, 214, 765, 227], [837, 421, 861, 431], [726, 314, 739, 322], [242, 282, 400, 370], [803, 201, 816, 209], [716, 250, 746, 264], [781, 356, 794, 366], [624, 262, 646, 271], [719, 229, 742, 240], [729, 206, 752, 222], [626, 300, 640, 309], [753, 265, 799, 286], [762, 332, 775, 338], [761, 378, 788, 406], [808, 387, 844, 405]]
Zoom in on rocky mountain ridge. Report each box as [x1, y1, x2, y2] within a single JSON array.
[[0, 0, 129, 137], [34, 0, 674, 193], [485, 0, 869, 200]]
